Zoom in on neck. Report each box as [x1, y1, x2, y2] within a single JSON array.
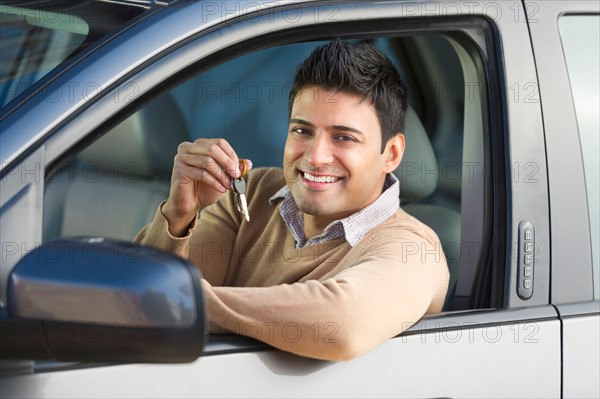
[[303, 213, 337, 240]]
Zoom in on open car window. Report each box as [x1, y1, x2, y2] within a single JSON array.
[[43, 30, 495, 314]]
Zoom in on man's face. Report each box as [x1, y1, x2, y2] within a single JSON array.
[[283, 86, 403, 225]]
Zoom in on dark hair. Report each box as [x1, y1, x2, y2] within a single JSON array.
[[289, 39, 408, 152]]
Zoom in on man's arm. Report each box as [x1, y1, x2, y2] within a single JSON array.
[[203, 230, 449, 361], [134, 201, 197, 259], [135, 190, 243, 286], [135, 137, 250, 283]]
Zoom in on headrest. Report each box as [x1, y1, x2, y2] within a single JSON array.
[[79, 94, 189, 179], [394, 107, 438, 201]]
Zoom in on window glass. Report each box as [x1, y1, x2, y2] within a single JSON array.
[[0, 0, 147, 110], [0, 4, 88, 108], [559, 15, 600, 299]]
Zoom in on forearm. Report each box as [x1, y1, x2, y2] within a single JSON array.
[[203, 254, 447, 361]]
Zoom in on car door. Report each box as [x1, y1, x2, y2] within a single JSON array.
[[1, 1, 562, 397], [525, 1, 600, 397]]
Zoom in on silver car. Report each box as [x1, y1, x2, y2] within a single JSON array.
[[1, 0, 598, 397]]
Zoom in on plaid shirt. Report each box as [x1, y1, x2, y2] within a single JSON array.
[[269, 173, 400, 248]]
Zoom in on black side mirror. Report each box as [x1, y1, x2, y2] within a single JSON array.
[[1, 238, 205, 363]]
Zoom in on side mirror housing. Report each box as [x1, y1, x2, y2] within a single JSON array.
[[1, 238, 205, 363]]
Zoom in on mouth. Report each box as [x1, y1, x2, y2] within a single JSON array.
[[299, 170, 342, 185]]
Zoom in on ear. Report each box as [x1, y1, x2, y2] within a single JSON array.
[[382, 133, 405, 174]]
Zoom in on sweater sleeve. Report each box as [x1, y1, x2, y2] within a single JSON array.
[[134, 201, 196, 258], [202, 227, 449, 361], [134, 192, 242, 286], [134, 168, 280, 285]]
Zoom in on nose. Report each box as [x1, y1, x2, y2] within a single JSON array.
[[305, 133, 334, 168]]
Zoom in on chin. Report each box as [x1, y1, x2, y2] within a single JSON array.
[[298, 204, 325, 216]]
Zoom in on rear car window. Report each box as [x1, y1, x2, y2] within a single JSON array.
[[559, 15, 600, 299]]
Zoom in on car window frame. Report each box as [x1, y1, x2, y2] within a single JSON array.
[[44, 0, 549, 307], [43, 11, 505, 307]]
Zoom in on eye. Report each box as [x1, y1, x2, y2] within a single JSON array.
[[290, 127, 311, 136], [336, 134, 358, 142]]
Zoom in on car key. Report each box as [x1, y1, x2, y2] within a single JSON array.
[[232, 177, 249, 222], [232, 160, 250, 222]]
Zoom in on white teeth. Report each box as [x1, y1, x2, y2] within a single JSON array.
[[303, 172, 338, 183]]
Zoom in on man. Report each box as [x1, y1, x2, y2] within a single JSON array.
[[136, 40, 449, 361]]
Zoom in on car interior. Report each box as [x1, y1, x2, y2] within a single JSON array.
[[43, 34, 490, 313]]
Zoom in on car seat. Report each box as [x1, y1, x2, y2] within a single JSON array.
[[395, 107, 461, 311], [43, 93, 189, 241]]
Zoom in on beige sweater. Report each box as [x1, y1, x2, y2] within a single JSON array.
[[135, 168, 449, 361]]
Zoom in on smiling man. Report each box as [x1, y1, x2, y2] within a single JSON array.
[[136, 40, 449, 361], [284, 85, 404, 239]]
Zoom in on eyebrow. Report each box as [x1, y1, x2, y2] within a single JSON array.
[[289, 118, 365, 136]]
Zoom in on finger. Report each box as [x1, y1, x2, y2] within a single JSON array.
[[185, 138, 240, 178], [238, 159, 253, 177], [176, 153, 232, 190], [180, 163, 228, 193]]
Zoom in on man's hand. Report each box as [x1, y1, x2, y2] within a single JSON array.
[[162, 138, 252, 236]]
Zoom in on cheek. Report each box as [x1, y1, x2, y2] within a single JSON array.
[[283, 139, 304, 163], [343, 152, 384, 179]]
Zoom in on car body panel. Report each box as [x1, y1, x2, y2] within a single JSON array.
[[1, 308, 560, 398], [0, 147, 44, 307], [561, 310, 600, 398]]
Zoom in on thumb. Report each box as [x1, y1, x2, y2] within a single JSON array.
[[239, 158, 253, 176]]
